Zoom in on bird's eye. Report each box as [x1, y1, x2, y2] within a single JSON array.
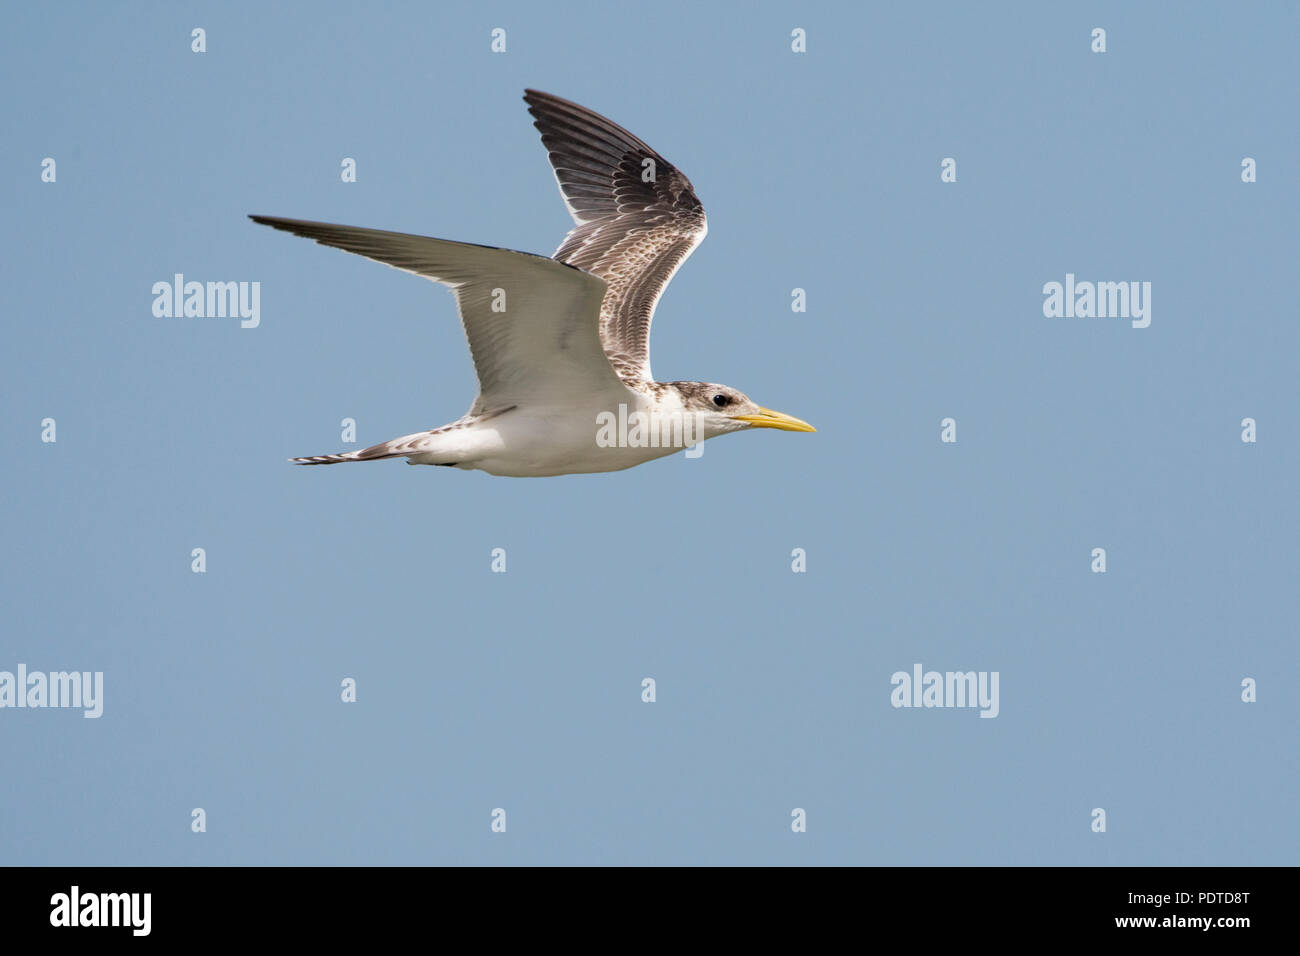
[[712, 394, 729, 407]]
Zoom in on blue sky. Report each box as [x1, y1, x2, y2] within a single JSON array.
[[1, 1, 1296, 865]]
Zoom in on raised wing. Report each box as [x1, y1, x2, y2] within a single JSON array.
[[249, 216, 629, 412], [524, 90, 708, 383]]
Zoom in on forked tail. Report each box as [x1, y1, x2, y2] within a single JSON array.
[[290, 428, 462, 466], [290, 446, 406, 466]]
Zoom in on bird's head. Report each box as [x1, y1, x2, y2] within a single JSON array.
[[671, 382, 816, 439]]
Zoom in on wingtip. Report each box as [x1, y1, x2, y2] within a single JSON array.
[[522, 89, 548, 114], [523, 88, 569, 110], [250, 215, 304, 233]]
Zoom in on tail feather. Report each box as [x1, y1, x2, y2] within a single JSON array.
[[291, 451, 380, 466], [290, 429, 454, 466]]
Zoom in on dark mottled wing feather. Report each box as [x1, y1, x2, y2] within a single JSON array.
[[524, 89, 707, 383]]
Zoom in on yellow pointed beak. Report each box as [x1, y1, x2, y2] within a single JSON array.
[[732, 406, 817, 433]]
